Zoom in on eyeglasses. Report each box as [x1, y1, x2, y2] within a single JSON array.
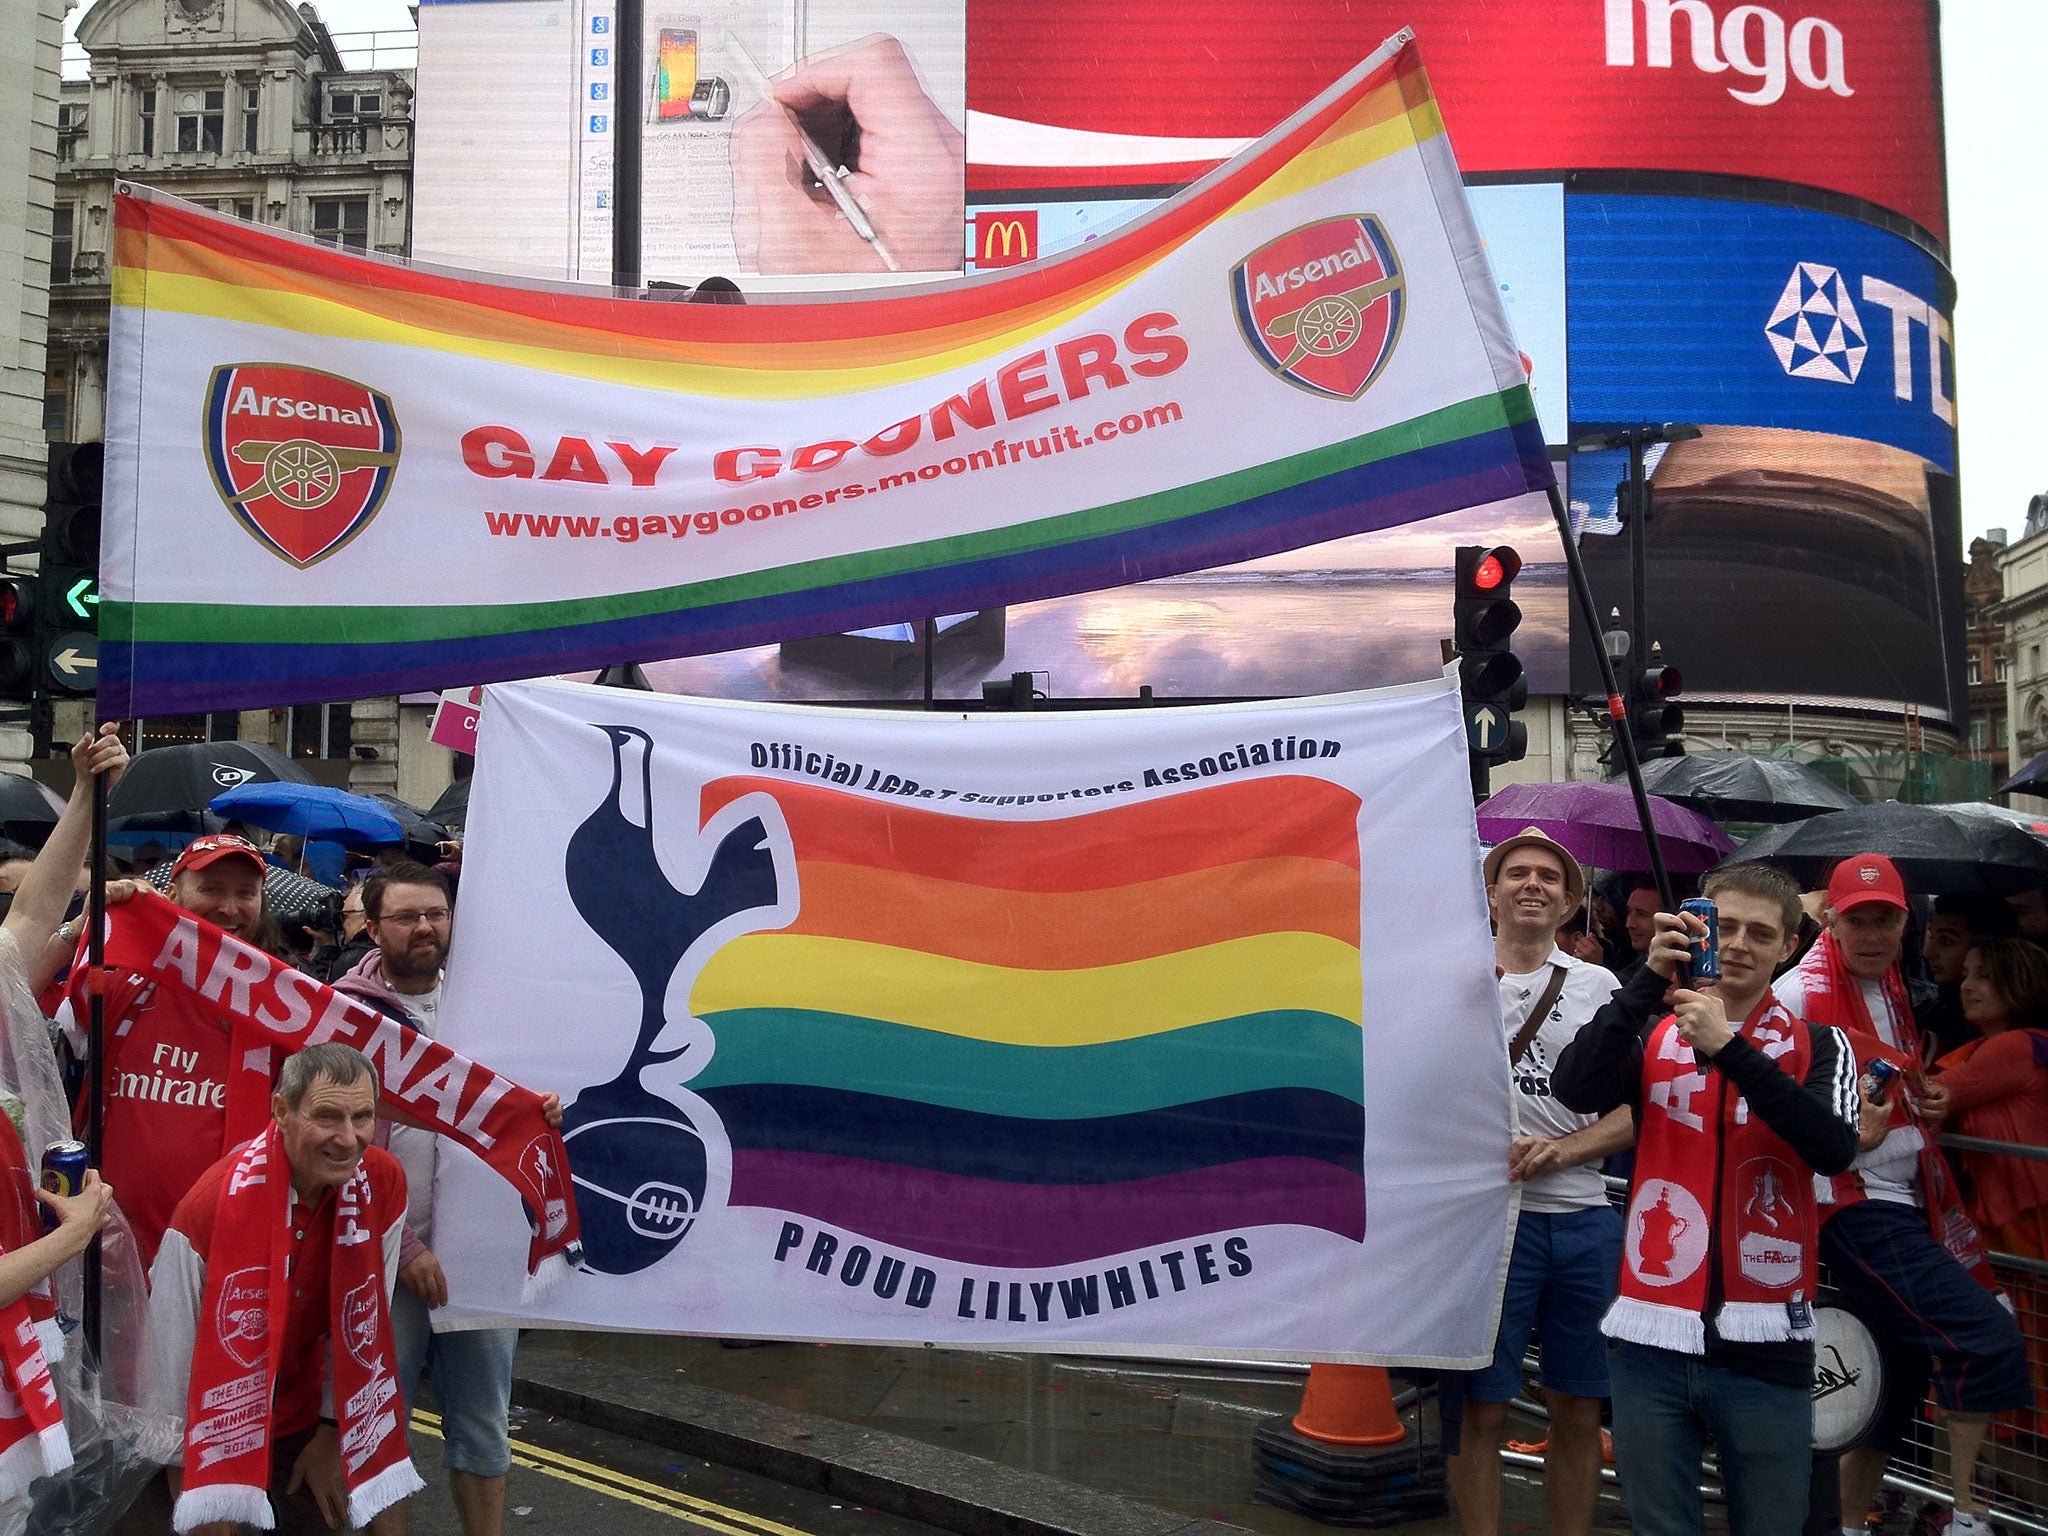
[[374, 907, 450, 927]]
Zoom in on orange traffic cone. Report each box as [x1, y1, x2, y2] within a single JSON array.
[[1290, 1363, 1408, 1447]]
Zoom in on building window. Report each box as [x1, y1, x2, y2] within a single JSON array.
[[1971, 718, 1989, 751], [138, 88, 156, 155], [288, 703, 354, 759], [242, 85, 260, 152], [329, 91, 382, 121], [175, 87, 225, 153], [49, 204, 74, 285], [213, 198, 256, 221], [57, 102, 85, 161], [310, 197, 370, 251], [42, 368, 68, 437]]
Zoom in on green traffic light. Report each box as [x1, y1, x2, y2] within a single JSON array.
[[66, 576, 97, 621]]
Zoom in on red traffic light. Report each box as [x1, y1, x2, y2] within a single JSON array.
[[0, 577, 31, 633], [1639, 664, 1683, 700], [1454, 544, 1523, 601]]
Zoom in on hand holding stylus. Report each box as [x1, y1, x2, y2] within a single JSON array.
[[730, 33, 965, 276]]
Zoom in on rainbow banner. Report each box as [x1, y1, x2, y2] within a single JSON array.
[[100, 30, 1548, 715], [430, 674, 1515, 1362]]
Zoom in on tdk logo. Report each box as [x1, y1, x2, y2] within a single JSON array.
[[1605, 0, 1852, 107], [1765, 262, 1952, 424]]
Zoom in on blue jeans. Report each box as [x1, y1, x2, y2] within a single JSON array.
[[392, 1284, 518, 1479], [1607, 1341, 1812, 1536]]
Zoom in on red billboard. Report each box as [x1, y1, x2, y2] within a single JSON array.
[[967, 0, 1945, 245]]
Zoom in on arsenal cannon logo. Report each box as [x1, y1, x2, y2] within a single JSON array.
[[1230, 215, 1406, 401], [203, 364, 401, 567]]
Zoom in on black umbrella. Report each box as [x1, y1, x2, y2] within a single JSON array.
[[1618, 752, 1863, 824], [2000, 751, 2048, 797], [0, 773, 64, 844], [105, 809, 226, 847], [371, 794, 451, 858], [1725, 802, 2048, 895], [109, 742, 311, 819], [426, 775, 470, 830]]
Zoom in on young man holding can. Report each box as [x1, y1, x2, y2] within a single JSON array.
[[1552, 863, 1861, 1536]]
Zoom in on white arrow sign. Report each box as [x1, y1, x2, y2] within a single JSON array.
[[47, 631, 98, 690], [1467, 705, 1504, 750]]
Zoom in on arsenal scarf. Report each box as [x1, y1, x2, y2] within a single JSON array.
[[174, 1127, 421, 1533], [0, 1116, 67, 1502], [97, 891, 579, 1291], [1792, 932, 1999, 1291], [1605, 996, 1819, 1353]]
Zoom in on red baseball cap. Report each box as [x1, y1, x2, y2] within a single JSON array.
[[1826, 853, 1907, 913], [170, 833, 267, 881]]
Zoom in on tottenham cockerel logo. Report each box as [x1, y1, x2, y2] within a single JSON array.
[[560, 726, 795, 1276], [203, 363, 401, 567], [1231, 215, 1406, 401]]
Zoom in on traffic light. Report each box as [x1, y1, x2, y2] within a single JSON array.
[[1629, 644, 1685, 760], [0, 577, 36, 702], [39, 442, 102, 698], [1454, 544, 1528, 785]]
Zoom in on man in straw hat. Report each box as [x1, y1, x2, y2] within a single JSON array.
[[1447, 828, 1632, 1536]]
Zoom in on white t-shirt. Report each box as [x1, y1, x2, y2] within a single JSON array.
[[1502, 949, 1622, 1214], [387, 979, 443, 1241], [1774, 967, 1923, 1208]]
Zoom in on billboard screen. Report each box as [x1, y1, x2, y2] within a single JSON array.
[[1566, 193, 1956, 473], [1568, 427, 1956, 714], [1565, 191, 1960, 716], [967, 0, 1945, 244]]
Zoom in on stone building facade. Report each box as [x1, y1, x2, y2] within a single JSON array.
[[1, 0, 68, 770]]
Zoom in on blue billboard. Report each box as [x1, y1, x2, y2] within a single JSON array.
[[1567, 195, 1956, 475]]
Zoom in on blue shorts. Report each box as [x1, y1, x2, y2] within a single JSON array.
[[1820, 1200, 2033, 1452], [1468, 1205, 1624, 1403], [392, 1284, 519, 1479]]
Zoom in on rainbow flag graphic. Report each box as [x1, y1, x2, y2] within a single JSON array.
[[686, 774, 1366, 1269]]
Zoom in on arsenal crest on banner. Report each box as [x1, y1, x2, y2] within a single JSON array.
[[203, 363, 402, 567], [1231, 215, 1406, 401]]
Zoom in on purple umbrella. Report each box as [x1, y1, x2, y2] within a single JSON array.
[[1478, 780, 1736, 874]]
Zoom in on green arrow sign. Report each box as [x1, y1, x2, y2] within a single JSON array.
[[65, 576, 98, 621]]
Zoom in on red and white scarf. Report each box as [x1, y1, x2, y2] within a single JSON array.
[[1792, 932, 2000, 1291], [96, 891, 579, 1292], [174, 1126, 421, 1533], [1605, 993, 1820, 1353], [0, 1116, 67, 1502]]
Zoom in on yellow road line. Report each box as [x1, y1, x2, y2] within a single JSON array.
[[411, 1410, 816, 1536]]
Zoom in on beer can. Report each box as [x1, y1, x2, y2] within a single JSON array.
[[1679, 897, 1720, 982], [40, 1140, 87, 1213]]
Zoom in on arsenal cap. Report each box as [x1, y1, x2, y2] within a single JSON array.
[[1825, 852, 1907, 914], [170, 833, 268, 881]]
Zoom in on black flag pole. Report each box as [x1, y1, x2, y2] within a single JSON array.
[[83, 739, 108, 1356], [1544, 482, 1675, 912]]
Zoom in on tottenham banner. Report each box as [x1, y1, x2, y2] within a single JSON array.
[[429, 671, 1514, 1361], [99, 30, 1548, 716]]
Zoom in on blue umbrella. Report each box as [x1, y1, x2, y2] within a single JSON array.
[[208, 781, 405, 845]]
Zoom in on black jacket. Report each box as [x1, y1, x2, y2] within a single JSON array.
[[1552, 962, 1861, 1384]]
